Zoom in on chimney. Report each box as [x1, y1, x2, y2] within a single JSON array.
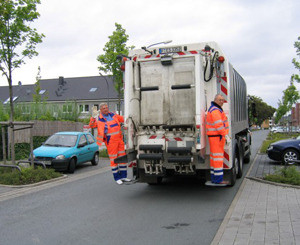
[[58, 76, 65, 86]]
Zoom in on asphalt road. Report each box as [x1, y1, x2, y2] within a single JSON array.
[[0, 130, 269, 245]]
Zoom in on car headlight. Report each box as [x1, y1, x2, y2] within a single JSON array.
[[56, 155, 65, 160], [268, 145, 273, 151]]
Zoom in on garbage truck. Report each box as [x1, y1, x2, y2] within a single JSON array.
[[117, 41, 251, 186]]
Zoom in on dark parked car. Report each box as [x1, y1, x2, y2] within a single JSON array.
[[31, 131, 99, 173], [267, 135, 300, 164]]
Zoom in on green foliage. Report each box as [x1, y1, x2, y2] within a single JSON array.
[[274, 83, 300, 124], [264, 166, 300, 186], [248, 95, 276, 126], [0, 166, 62, 185], [99, 149, 108, 158], [32, 66, 48, 104], [0, 0, 45, 122], [291, 36, 300, 84], [97, 23, 134, 109], [14, 136, 48, 160], [8, 100, 80, 122], [275, 35, 300, 124]]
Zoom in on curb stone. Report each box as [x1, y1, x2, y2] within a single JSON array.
[[246, 176, 300, 189]]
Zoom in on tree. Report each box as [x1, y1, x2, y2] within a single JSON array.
[[274, 36, 300, 124], [97, 23, 134, 113], [291, 36, 300, 84], [274, 83, 300, 124], [0, 0, 44, 163], [249, 95, 276, 126]]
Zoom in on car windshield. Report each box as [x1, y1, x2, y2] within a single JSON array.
[[44, 134, 78, 147]]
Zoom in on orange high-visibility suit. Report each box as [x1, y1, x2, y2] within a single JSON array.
[[206, 102, 229, 183], [90, 112, 127, 181]]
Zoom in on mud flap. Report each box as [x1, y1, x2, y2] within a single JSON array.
[[114, 150, 137, 163]]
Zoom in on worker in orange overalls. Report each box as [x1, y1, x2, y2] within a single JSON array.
[[89, 103, 130, 185], [206, 94, 230, 186]]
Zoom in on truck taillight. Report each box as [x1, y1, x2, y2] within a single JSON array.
[[120, 57, 127, 71], [218, 56, 225, 63]]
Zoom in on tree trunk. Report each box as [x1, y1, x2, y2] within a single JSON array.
[[8, 71, 15, 164]]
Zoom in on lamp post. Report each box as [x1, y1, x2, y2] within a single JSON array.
[[99, 72, 109, 108], [141, 40, 172, 54], [147, 40, 172, 49]]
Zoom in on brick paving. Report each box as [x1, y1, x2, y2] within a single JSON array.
[[213, 154, 300, 245]]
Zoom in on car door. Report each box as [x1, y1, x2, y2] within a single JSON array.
[[77, 134, 90, 163], [85, 133, 97, 160]]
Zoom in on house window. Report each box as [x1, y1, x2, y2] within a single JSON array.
[[63, 104, 72, 113], [39, 89, 46, 95], [79, 104, 89, 113], [89, 88, 97, 92], [93, 104, 99, 110]]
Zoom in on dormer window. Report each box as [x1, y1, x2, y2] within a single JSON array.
[[89, 88, 97, 92], [3, 96, 18, 104], [39, 89, 46, 95]]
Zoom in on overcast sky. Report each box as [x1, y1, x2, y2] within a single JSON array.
[[0, 0, 299, 108]]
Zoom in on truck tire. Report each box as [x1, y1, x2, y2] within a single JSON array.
[[138, 169, 162, 185], [243, 153, 251, 164], [147, 177, 163, 185], [237, 143, 244, 179], [228, 151, 238, 187]]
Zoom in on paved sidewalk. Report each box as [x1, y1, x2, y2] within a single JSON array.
[[212, 154, 300, 245]]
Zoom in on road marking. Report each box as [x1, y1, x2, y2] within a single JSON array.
[[0, 166, 111, 202]]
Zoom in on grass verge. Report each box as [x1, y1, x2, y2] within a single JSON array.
[[0, 166, 62, 185], [264, 166, 300, 186]]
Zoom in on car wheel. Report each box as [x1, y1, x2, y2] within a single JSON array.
[[68, 158, 76, 173], [282, 149, 299, 165], [91, 152, 99, 166]]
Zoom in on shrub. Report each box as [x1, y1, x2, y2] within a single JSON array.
[[0, 166, 62, 185], [264, 166, 300, 186], [14, 136, 49, 160], [99, 149, 108, 158]]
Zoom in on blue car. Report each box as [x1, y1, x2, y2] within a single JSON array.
[[267, 135, 300, 164], [32, 131, 99, 173]]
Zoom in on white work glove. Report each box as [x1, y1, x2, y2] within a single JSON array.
[[225, 135, 231, 144], [92, 106, 99, 118]]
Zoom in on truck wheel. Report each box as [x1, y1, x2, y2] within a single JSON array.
[[138, 169, 162, 185], [237, 145, 243, 179], [243, 141, 251, 164], [243, 153, 250, 164], [147, 177, 163, 185], [68, 158, 76, 174], [228, 153, 238, 187]]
